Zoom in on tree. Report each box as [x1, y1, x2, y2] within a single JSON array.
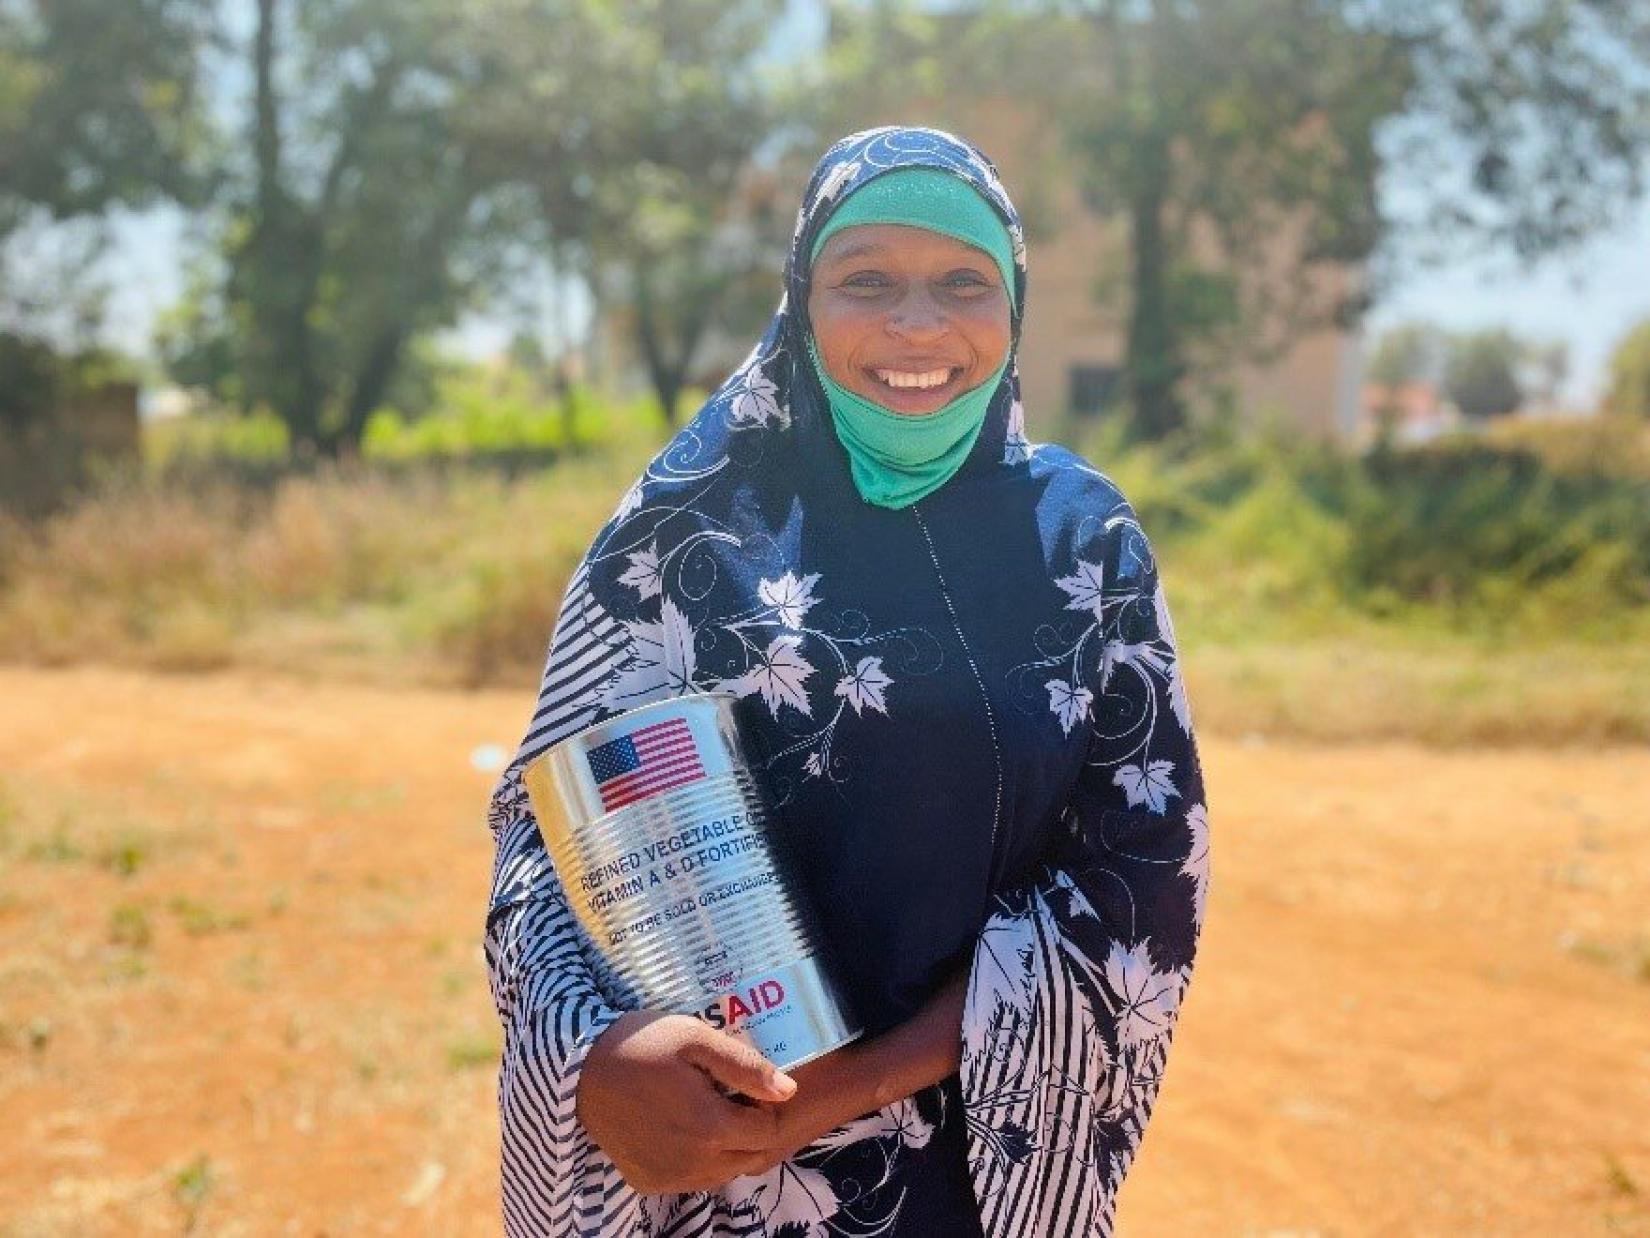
[[239, 0, 514, 458], [0, 0, 211, 234], [861, 0, 1650, 441], [159, 0, 539, 459], [1604, 321, 1650, 421], [1523, 340, 1570, 412], [1443, 329, 1523, 420], [1367, 323, 1438, 390], [1033, 1, 1412, 439], [464, 0, 791, 427], [0, 0, 212, 336], [168, 0, 793, 448]]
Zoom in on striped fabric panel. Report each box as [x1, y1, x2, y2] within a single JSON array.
[[965, 879, 1193, 1238], [485, 554, 645, 1237], [518, 561, 628, 767]]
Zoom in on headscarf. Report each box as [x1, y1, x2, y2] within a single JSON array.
[[619, 125, 1033, 505]]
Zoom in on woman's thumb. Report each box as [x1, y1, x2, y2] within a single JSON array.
[[682, 1030, 797, 1102]]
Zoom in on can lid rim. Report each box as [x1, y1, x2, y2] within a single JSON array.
[[533, 689, 740, 767]]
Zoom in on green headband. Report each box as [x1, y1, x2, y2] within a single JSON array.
[[808, 167, 1016, 310]]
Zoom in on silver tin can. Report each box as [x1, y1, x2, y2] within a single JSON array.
[[523, 692, 860, 1071]]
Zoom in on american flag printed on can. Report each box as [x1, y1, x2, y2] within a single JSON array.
[[586, 716, 705, 812]]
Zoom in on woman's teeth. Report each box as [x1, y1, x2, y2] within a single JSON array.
[[875, 368, 953, 390]]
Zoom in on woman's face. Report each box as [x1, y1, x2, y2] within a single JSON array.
[[806, 224, 1012, 417]]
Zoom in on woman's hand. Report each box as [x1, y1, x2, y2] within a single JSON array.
[[575, 1010, 798, 1194], [579, 964, 969, 1192]]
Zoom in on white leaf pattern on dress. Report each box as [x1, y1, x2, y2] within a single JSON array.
[[728, 363, 783, 426], [725, 1161, 839, 1237], [1003, 397, 1033, 464], [617, 543, 662, 600], [1104, 940, 1180, 1047], [722, 635, 815, 718], [814, 158, 861, 207], [1046, 678, 1094, 734], [835, 655, 892, 715], [813, 1096, 935, 1151], [965, 910, 1036, 1064], [1113, 760, 1178, 814], [1053, 559, 1107, 620], [604, 596, 697, 709], [758, 570, 822, 630], [1183, 802, 1211, 925]]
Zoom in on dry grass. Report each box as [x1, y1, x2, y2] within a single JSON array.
[[1185, 637, 1650, 747], [0, 449, 645, 686], [2, 420, 1647, 743]]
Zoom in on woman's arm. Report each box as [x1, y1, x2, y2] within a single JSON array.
[[752, 964, 969, 1162]]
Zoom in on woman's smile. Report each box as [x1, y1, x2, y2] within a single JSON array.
[[866, 362, 966, 411]]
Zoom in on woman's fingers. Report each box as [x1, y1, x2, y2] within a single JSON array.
[[692, 1089, 785, 1152], [679, 1029, 798, 1104]]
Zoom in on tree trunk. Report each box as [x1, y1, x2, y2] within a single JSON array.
[[323, 325, 406, 459], [632, 269, 694, 428], [1125, 160, 1185, 441], [251, 0, 326, 459]]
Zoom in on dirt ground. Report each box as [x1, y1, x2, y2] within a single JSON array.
[[1, 666, 1646, 1237]]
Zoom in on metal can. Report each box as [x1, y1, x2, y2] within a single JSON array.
[[522, 692, 861, 1071]]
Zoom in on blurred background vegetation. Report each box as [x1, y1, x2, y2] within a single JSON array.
[[2, 0, 1649, 743]]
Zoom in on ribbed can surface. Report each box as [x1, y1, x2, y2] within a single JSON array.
[[522, 693, 861, 1071]]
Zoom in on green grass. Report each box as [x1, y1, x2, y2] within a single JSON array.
[[4, 400, 1648, 744], [167, 895, 251, 937], [445, 1025, 502, 1071]]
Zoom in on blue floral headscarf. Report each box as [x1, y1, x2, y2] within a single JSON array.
[[633, 125, 1035, 495]]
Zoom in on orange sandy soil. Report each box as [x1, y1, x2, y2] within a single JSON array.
[[0, 666, 1646, 1237]]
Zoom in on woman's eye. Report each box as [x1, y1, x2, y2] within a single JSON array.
[[841, 272, 892, 292], [942, 271, 994, 296]]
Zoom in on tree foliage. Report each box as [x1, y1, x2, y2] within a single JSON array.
[[1050, 0, 1649, 439], [1443, 329, 1523, 419], [464, 0, 791, 426], [1605, 320, 1650, 421], [161, 0, 542, 458], [0, 0, 213, 350], [0, 0, 212, 233], [1367, 323, 1438, 389], [156, 0, 794, 448]]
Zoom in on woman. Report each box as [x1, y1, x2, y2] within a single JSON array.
[[483, 126, 1210, 1236]]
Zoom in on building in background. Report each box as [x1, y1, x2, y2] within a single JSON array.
[[594, 58, 1366, 443]]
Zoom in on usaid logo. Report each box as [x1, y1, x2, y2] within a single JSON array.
[[698, 978, 787, 1030]]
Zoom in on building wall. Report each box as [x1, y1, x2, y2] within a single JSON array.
[[952, 101, 1362, 440]]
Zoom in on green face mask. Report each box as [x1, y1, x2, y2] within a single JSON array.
[[807, 337, 1010, 509], [805, 168, 1016, 511]]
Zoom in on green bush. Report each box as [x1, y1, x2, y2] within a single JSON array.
[[1073, 416, 1650, 641]]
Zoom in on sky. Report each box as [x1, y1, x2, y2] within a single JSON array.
[[79, 0, 1650, 409], [1364, 201, 1650, 403]]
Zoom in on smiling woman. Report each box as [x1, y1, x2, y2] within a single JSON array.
[[482, 126, 1209, 1238]]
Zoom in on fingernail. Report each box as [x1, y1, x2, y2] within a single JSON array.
[[772, 1071, 797, 1098]]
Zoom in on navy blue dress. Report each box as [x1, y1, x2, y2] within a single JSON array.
[[483, 126, 1210, 1237]]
